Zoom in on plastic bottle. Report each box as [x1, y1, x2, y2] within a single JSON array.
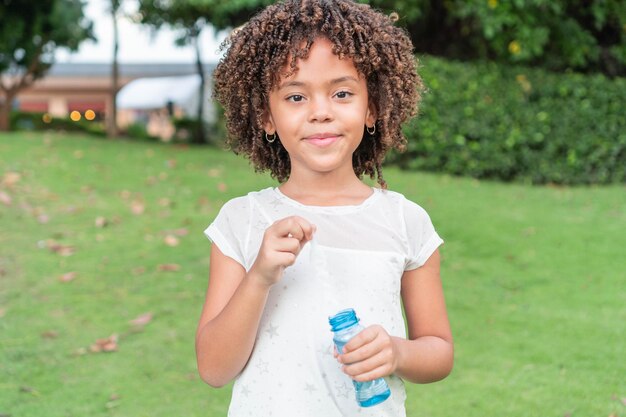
[[328, 308, 391, 407]]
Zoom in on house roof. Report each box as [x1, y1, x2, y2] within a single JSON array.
[[48, 62, 215, 78]]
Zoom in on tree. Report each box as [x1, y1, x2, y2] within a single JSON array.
[[366, 0, 626, 76], [0, 0, 93, 131], [136, 1, 207, 144], [108, 0, 122, 138], [136, 0, 275, 144], [166, 0, 625, 76]]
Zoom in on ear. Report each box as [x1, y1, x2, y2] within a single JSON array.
[[366, 101, 377, 127], [262, 108, 276, 135]]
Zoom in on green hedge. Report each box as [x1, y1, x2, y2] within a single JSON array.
[[396, 57, 626, 185], [10, 111, 106, 136]]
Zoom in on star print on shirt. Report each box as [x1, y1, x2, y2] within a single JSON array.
[[253, 218, 268, 232], [265, 322, 279, 339], [269, 197, 282, 209], [256, 358, 270, 374], [335, 381, 352, 399], [239, 385, 251, 397]]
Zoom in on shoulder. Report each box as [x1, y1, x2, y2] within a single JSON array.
[[218, 187, 274, 213], [376, 188, 431, 220]]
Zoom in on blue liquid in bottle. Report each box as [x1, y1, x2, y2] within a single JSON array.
[[328, 308, 391, 407]]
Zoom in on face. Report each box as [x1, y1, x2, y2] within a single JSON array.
[[264, 37, 376, 179]]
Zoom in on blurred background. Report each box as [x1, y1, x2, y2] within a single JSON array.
[[1, 1, 625, 416]]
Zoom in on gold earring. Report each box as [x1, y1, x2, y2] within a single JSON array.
[[265, 132, 276, 143], [366, 124, 376, 136]]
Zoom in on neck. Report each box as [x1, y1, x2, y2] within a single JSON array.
[[279, 166, 372, 206]]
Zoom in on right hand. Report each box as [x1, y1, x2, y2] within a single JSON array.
[[248, 216, 316, 287]]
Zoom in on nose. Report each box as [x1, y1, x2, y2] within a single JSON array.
[[308, 96, 333, 123]]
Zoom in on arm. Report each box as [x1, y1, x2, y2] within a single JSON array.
[[338, 249, 454, 384], [195, 245, 269, 387], [195, 216, 315, 387]]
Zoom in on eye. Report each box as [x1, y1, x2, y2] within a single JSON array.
[[335, 90, 353, 99], [287, 94, 305, 102]]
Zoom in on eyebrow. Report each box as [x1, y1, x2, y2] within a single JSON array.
[[278, 76, 359, 90]]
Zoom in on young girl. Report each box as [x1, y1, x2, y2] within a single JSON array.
[[196, 1, 453, 416]]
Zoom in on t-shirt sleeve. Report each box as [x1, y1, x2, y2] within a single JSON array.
[[203, 197, 250, 268], [402, 197, 444, 271]]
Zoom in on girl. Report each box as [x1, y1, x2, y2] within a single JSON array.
[[196, 1, 453, 416]]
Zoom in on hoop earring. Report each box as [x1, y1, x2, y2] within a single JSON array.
[[366, 124, 376, 136], [265, 132, 276, 143]]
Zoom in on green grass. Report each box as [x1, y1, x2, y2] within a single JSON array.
[[0, 131, 624, 417]]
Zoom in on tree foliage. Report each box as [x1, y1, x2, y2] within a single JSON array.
[[367, 0, 626, 76], [0, 0, 93, 130], [145, 0, 625, 76]]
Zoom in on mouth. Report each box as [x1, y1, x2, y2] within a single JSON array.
[[303, 133, 342, 147]]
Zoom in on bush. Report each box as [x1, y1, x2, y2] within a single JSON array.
[[10, 111, 106, 136], [395, 56, 626, 185]]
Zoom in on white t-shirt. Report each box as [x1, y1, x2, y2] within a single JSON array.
[[204, 187, 443, 417]]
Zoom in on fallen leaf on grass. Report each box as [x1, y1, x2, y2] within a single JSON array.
[[132, 266, 146, 275], [41, 330, 59, 339], [129, 312, 153, 328], [47, 240, 75, 257], [164, 235, 179, 247], [217, 182, 228, 192], [37, 214, 49, 224], [105, 392, 122, 409], [157, 264, 180, 272], [158, 198, 172, 207], [95, 216, 108, 228], [131, 200, 145, 215], [166, 159, 177, 169], [0, 307, 6, 318], [207, 168, 222, 178], [19, 386, 40, 396], [0, 191, 11, 206], [59, 272, 77, 282], [2, 172, 21, 188], [90, 334, 118, 353]]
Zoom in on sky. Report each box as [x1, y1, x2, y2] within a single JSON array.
[[55, 0, 227, 64]]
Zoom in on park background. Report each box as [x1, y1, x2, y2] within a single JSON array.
[[1, 0, 625, 416]]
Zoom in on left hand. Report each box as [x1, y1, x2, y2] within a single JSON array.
[[335, 325, 399, 382]]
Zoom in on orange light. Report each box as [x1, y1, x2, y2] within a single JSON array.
[[70, 111, 81, 122], [85, 109, 96, 121], [42, 113, 52, 123]]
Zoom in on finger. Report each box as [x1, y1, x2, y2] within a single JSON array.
[[339, 338, 386, 366], [342, 351, 389, 378], [274, 251, 297, 267], [343, 327, 379, 354], [274, 216, 315, 241], [350, 363, 393, 383], [273, 237, 303, 255]]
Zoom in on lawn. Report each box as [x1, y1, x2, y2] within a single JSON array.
[[0, 131, 624, 417]]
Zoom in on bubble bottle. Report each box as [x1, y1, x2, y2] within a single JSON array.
[[329, 308, 391, 407]]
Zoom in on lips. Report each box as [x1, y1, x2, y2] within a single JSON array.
[[303, 133, 341, 147]]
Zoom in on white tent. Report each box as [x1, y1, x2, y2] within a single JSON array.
[[117, 74, 208, 118]]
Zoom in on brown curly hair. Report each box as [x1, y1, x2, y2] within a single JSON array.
[[212, 0, 423, 188]]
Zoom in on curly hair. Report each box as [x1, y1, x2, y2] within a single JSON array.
[[212, 0, 422, 188]]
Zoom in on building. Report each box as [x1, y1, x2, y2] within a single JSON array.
[[14, 62, 215, 139]]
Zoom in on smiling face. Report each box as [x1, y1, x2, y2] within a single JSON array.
[[264, 37, 376, 180]]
